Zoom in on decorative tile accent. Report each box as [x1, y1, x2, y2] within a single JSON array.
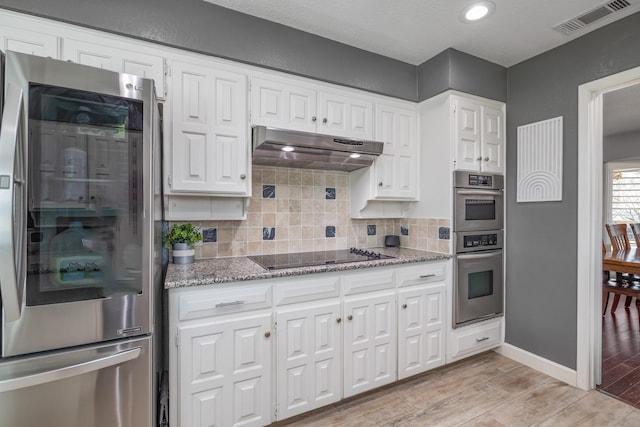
[[203, 228, 217, 243], [401, 224, 409, 236], [262, 227, 276, 240], [325, 187, 336, 200], [438, 226, 450, 240], [517, 116, 563, 202], [367, 225, 376, 236], [262, 185, 276, 199], [325, 226, 336, 238]]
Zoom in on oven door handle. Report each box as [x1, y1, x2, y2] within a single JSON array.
[[456, 189, 503, 196], [456, 250, 502, 260], [0, 84, 26, 322]]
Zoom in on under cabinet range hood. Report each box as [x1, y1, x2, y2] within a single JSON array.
[[252, 126, 384, 172]]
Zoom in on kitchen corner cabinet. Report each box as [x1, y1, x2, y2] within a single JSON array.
[[452, 95, 504, 173], [250, 73, 374, 140], [168, 59, 250, 196]]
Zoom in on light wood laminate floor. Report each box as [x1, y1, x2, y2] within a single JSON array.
[[277, 351, 640, 426]]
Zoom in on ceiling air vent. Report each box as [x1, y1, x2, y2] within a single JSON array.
[[554, 0, 632, 35]]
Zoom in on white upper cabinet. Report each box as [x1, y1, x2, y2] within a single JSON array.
[[0, 25, 59, 58], [62, 38, 166, 99], [372, 102, 417, 199], [318, 90, 373, 139], [250, 75, 317, 132], [250, 73, 374, 140], [452, 96, 504, 173], [169, 59, 249, 196]]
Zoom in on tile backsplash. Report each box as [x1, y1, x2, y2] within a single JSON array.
[[170, 165, 450, 259]]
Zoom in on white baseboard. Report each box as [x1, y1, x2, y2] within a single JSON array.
[[495, 343, 578, 387]]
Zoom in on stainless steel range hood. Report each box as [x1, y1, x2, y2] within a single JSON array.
[[252, 126, 384, 172]]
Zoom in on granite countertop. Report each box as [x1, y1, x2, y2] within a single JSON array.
[[165, 247, 451, 289]]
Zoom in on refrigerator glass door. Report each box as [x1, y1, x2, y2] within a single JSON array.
[[26, 83, 145, 305], [1, 51, 153, 357], [0, 336, 151, 427]]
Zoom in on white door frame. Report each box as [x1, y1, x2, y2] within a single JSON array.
[[577, 66, 640, 390]]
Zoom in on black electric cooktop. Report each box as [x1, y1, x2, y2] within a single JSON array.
[[248, 248, 394, 270]]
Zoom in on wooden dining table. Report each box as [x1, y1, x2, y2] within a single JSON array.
[[603, 249, 640, 314]]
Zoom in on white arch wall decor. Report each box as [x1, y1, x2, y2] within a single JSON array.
[[517, 116, 563, 202]]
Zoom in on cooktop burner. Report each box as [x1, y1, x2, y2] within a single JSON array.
[[249, 248, 394, 271]]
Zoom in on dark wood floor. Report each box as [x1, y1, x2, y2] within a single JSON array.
[[600, 295, 640, 407]]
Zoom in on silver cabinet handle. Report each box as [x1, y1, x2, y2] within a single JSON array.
[[378, 182, 383, 187], [0, 347, 141, 393], [240, 174, 246, 180], [475, 336, 490, 343], [215, 300, 246, 307], [401, 304, 407, 309], [347, 315, 353, 320], [420, 274, 436, 278], [0, 84, 26, 322], [484, 157, 490, 161], [476, 156, 483, 161], [323, 117, 328, 123], [312, 116, 317, 122], [264, 331, 271, 338], [336, 318, 342, 323]]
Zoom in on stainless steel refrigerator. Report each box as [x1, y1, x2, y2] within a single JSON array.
[[0, 50, 163, 427]]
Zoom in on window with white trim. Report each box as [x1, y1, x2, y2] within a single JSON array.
[[605, 161, 640, 246]]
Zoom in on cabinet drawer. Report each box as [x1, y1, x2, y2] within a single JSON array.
[[275, 274, 341, 305], [449, 319, 502, 361], [177, 283, 272, 321], [342, 267, 395, 295], [396, 261, 447, 287]]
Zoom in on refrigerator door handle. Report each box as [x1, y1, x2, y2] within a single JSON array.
[[0, 346, 142, 393], [0, 84, 26, 322]]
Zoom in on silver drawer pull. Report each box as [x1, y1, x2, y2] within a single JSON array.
[[215, 300, 246, 308], [420, 274, 436, 278], [475, 336, 490, 343]]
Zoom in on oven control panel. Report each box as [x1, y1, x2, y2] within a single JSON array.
[[456, 229, 503, 253], [463, 233, 498, 248], [468, 174, 493, 187], [454, 170, 504, 190]]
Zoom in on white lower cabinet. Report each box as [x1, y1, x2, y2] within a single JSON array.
[[397, 282, 446, 379], [275, 300, 342, 420], [447, 317, 502, 363], [343, 290, 397, 398], [176, 312, 273, 427]]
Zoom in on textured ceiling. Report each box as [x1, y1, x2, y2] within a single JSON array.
[[203, 0, 640, 67]]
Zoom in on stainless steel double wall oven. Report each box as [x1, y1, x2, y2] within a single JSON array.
[[453, 171, 504, 327]]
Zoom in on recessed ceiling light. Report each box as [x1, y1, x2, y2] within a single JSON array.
[[461, 1, 495, 23], [281, 146, 295, 152], [350, 153, 362, 158]]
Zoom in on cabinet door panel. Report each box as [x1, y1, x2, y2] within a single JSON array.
[[178, 313, 271, 427], [343, 292, 396, 397], [0, 26, 58, 58], [250, 76, 317, 132], [171, 61, 248, 194], [398, 283, 446, 379], [481, 106, 504, 173], [319, 91, 373, 139], [454, 98, 481, 171], [276, 302, 341, 420]]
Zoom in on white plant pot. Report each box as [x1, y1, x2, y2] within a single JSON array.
[[172, 243, 195, 264]]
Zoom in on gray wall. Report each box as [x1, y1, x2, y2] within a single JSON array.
[[0, 0, 417, 100], [506, 11, 640, 369], [604, 131, 640, 162], [417, 48, 507, 102], [0, 0, 508, 103]]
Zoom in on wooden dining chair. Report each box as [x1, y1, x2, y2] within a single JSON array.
[[631, 223, 640, 247], [604, 223, 635, 313]]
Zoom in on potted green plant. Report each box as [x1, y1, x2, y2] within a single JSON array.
[[164, 223, 203, 264]]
